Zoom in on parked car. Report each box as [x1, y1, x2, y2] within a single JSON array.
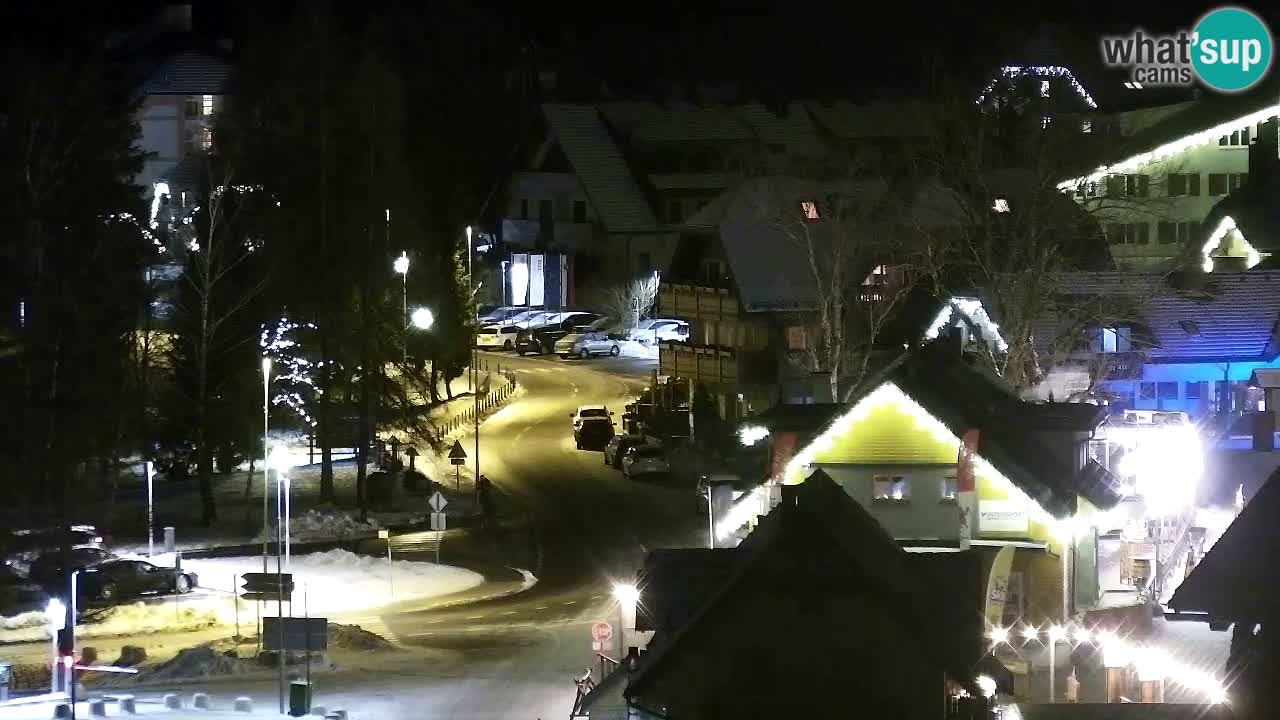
[[516, 312, 601, 355], [628, 319, 690, 344], [556, 329, 621, 358], [476, 324, 520, 350], [478, 306, 521, 324], [571, 405, 612, 430], [28, 547, 116, 588], [575, 417, 616, 450], [622, 444, 670, 478], [78, 560, 198, 603], [497, 309, 551, 328], [603, 434, 651, 468], [0, 573, 50, 616]]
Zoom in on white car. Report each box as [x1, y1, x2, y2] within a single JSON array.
[[556, 329, 620, 358], [570, 405, 612, 430], [476, 324, 520, 350], [622, 444, 669, 478], [629, 319, 689, 344]]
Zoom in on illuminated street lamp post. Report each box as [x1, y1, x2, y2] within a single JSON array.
[[261, 357, 272, 574], [394, 251, 410, 369], [1047, 624, 1066, 703], [612, 583, 639, 663], [268, 446, 293, 568], [45, 599, 65, 693]]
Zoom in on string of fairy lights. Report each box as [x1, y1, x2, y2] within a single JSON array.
[[259, 316, 321, 428]]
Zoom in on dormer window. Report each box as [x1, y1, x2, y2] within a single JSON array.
[[800, 200, 820, 220], [992, 198, 1011, 213], [1093, 326, 1132, 353]]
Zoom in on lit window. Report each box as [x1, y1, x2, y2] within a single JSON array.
[[1081, 120, 1092, 133], [800, 200, 820, 220], [201, 94, 214, 116], [199, 127, 212, 151], [1040, 80, 1050, 98], [992, 198, 1010, 213], [874, 475, 909, 501], [863, 264, 886, 285], [785, 325, 807, 351], [941, 477, 958, 501]]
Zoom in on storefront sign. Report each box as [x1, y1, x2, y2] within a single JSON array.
[[979, 499, 1029, 533]]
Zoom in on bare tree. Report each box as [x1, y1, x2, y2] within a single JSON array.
[[603, 275, 660, 332], [755, 177, 927, 401], [176, 164, 267, 526]]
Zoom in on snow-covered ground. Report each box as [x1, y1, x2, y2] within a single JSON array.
[[0, 550, 482, 644], [153, 549, 482, 615], [618, 340, 659, 360]]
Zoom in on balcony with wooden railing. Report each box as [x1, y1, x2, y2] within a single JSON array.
[[658, 342, 775, 386], [658, 284, 739, 322]]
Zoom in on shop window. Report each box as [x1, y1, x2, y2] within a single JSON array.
[[1140, 382, 1156, 400], [1157, 382, 1178, 400], [873, 475, 909, 502], [1185, 381, 1203, 400], [940, 476, 958, 501]]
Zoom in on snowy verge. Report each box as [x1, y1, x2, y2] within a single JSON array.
[[618, 340, 659, 360], [155, 549, 484, 615], [252, 506, 381, 544], [0, 601, 220, 644]]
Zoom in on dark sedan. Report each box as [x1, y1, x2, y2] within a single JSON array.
[[79, 560, 198, 603], [515, 312, 601, 355], [28, 547, 115, 588], [574, 417, 616, 450]]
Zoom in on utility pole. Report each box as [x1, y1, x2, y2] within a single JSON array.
[[468, 227, 479, 481]]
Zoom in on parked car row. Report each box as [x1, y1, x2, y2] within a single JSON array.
[[475, 306, 688, 360], [0, 526, 197, 613], [570, 406, 671, 479]]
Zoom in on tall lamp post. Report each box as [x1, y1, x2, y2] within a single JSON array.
[[612, 583, 639, 664], [466, 227, 479, 481], [394, 250, 410, 330], [261, 357, 272, 573]]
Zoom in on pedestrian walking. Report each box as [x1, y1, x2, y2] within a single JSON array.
[[477, 474, 495, 529]]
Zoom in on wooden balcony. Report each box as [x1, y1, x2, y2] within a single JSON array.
[[659, 342, 774, 385], [658, 284, 738, 321]]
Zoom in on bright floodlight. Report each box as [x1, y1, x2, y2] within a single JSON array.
[[410, 307, 435, 330], [1074, 627, 1092, 644], [738, 424, 769, 447], [393, 251, 410, 276], [612, 582, 640, 606], [1048, 624, 1066, 643], [988, 626, 1009, 645], [45, 598, 66, 630], [261, 356, 272, 375], [975, 674, 997, 698], [1021, 625, 1039, 641], [267, 445, 293, 473]]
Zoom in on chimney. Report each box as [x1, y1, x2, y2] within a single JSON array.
[[1248, 118, 1278, 187]]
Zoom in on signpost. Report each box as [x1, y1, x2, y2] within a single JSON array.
[[429, 491, 448, 564], [591, 622, 613, 654], [262, 617, 328, 652], [379, 530, 393, 596], [241, 573, 294, 603], [448, 440, 467, 491]]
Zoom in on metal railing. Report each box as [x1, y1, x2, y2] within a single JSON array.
[[439, 369, 518, 436]]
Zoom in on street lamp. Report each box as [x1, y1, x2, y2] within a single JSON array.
[[261, 357, 272, 574], [45, 599, 65, 693], [612, 583, 639, 663], [410, 307, 434, 331], [268, 445, 293, 568], [394, 250, 410, 326]]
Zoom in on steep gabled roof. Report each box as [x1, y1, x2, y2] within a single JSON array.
[[541, 104, 659, 233], [1169, 468, 1280, 619], [1035, 271, 1280, 363], [626, 471, 983, 703], [139, 49, 233, 95]]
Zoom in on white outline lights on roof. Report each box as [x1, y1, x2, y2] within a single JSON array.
[[976, 66, 1098, 110], [1201, 215, 1264, 272], [1058, 104, 1280, 191]]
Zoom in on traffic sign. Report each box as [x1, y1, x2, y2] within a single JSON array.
[[430, 512, 447, 531], [240, 572, 294, 603], [429, 491, 448, 513], [591, 621, 613, 644], [263, 617, 328, 651], [450, 457, 465, 466], [448, 440, 467, 460]]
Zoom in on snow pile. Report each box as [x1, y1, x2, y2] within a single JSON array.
[[329, 622, 395, 651], [0, 601, 222, 644], [253, 506, 381, 544], [618, 340, 659, 360], [1, 610, 45, 631], [141, 646, 247, 682], [184, 549, 483, 614]]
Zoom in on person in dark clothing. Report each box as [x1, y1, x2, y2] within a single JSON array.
[[476, 474, 495, 529]]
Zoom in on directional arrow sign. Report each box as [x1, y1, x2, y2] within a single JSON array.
[[429, 491, 448, 513], [430, 512, 447, 531], [448, 440, 467, 460]]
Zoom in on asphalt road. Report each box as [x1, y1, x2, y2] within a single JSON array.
[[286, 350, 699, 718]]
